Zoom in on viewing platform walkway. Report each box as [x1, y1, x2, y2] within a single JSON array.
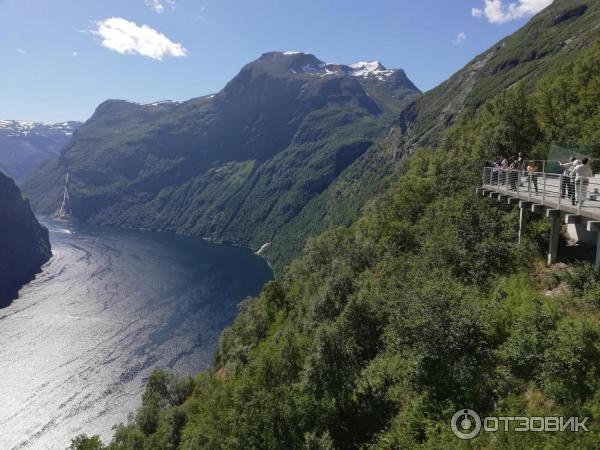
[[479, 166, 600, 268]]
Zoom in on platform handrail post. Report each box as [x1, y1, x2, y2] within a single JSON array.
[[578, 177, 582, 215], [542, 172, 547, 202], [558, 174, 562, 208]]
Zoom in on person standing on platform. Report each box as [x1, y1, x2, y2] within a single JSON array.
[[557, 157, 576, 199], [569, 158, 582, 204], [500, 155, 509, 185], [572, 158, 593, 206], [527, 160, 539, 194], [509, 158, 519, 191]]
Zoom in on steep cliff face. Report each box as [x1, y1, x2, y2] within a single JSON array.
[[0, 171, 51, 306]]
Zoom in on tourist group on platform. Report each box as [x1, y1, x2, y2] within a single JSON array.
[[490, 153, 594, 206]]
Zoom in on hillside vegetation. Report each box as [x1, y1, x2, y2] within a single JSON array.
[[72, 26, 600, 450]]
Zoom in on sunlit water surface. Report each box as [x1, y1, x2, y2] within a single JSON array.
[[0, 217, 272, 449]]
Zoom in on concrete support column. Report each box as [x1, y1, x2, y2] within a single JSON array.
[[518, 201, 531, 245], [586, 222, 600, 270], [547, 209, 561, 266]]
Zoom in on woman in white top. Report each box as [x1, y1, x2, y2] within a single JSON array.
[[572, 158, 593, 206]]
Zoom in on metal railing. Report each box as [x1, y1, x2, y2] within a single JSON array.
[[482, 167, 600, 215], [491, 159, 600, 175]]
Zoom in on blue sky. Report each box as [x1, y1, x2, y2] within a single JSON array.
[[0, 0, 552, 123]]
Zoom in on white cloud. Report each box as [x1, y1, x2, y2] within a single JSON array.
[[16, 48, 26, 55], [472, 0, 553, 24], [453, 32, 467, 45], [91, 17, 187, 60], [145, 0, 175, 14], [72, 51, 79, 57]]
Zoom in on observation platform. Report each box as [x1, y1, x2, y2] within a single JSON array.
[[479, 167, 600, 268]]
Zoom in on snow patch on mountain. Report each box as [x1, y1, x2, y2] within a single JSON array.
[[277, 52, 398, 81], [348, 61, 395, 79], [0, 120, 81, 137], [146, 100, 181, 107]]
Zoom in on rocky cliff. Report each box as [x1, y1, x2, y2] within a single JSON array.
[[0, 171, 51, 306]]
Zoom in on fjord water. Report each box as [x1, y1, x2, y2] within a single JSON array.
[[0, 217, 272, 449]]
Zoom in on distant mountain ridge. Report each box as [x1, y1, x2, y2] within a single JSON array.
[[24, 51, 420, 270], [0, 119, 81, 182]]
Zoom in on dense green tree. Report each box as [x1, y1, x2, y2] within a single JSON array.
[[70, 435, 104, 450]]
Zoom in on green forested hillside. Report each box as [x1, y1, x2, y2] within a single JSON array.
[[23, 52, 419, 273], [72, 29, 600, 450]]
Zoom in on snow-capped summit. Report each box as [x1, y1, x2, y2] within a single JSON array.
[[347, 61, 395, 79], [266, 52, 399, 81]]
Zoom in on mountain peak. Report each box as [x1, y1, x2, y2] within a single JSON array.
[[248, 52, 400, 81], [349, 60, 386, 71], [347, 61, 395, 79]]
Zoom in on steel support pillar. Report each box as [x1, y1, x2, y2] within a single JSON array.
[[547, 209, 561, 265], [518, 202, 531, 245], [586, 222, 600, 270]]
